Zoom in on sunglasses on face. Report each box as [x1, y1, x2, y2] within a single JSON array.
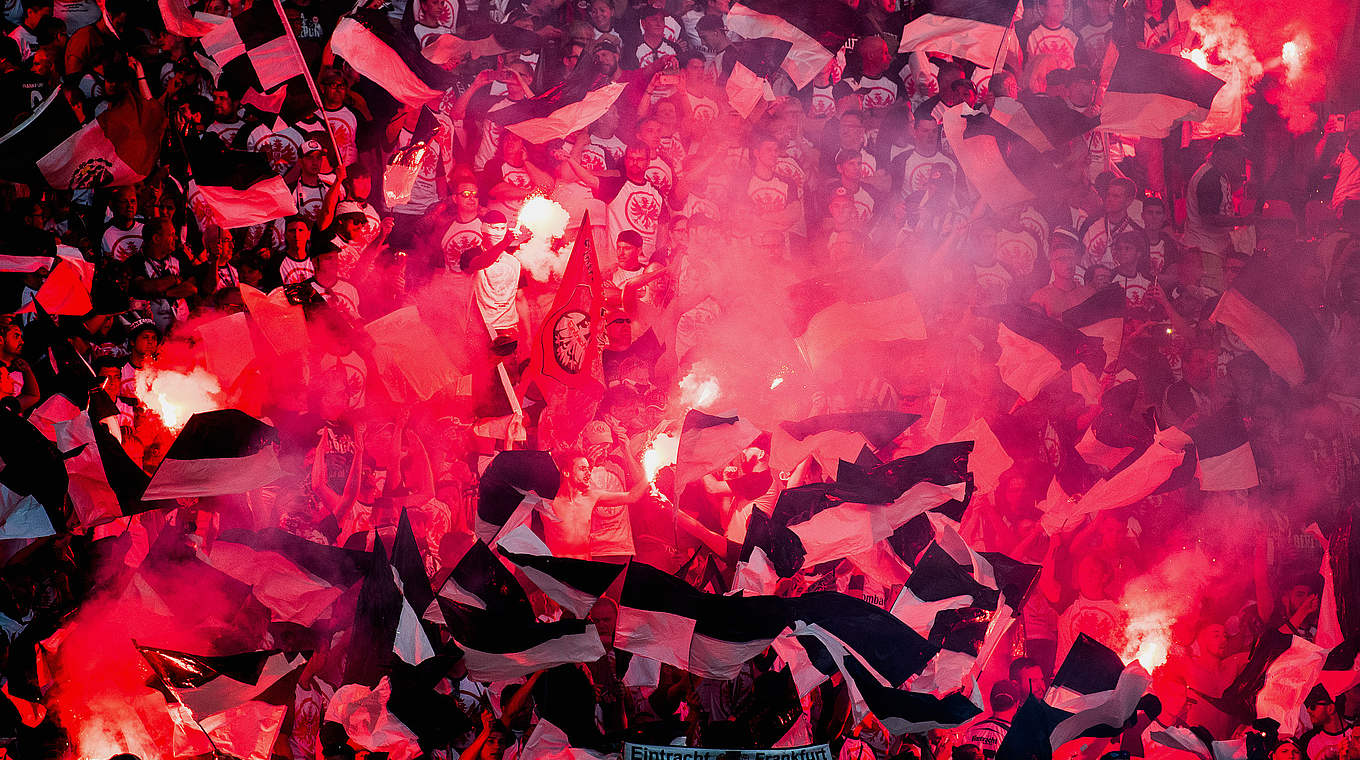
[[457, 190, 478, 197]]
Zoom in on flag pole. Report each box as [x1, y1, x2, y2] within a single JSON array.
[[989, 0, 1021, 75], [271, 0, 341, 164], [133, 641, 225, 758]]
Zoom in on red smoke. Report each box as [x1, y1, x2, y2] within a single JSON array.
[[1197, 0, 1343, 132]]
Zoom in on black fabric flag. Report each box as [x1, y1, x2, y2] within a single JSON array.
[[899, 0, 1018, 65], [1101, 46, 1226, 138], [724, 0, 859, 88], [143, 410, 283, 500], [474, 450, 560, 542], [188, 142, 296, 228]]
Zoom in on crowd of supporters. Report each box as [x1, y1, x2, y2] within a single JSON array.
[[2, 0, 1360, 758]]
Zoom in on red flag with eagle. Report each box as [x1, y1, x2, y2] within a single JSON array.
[[529, 213, 604, 391]]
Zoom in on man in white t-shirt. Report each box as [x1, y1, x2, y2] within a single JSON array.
[[440, 180, 485, 271], [101, 186, 143, 262], [465, 211, 528, 350], [1025, 0, 1078, 72], [602, 144, 664, 262], [319, 70, 360, 167]]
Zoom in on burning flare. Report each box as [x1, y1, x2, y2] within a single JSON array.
[[678, 371, 721, 409], [1280, 36, 1307, 81], [1122, 612, 1172, 673], [642, 432, 679, 482], [513, 195, 571, 282], [134, 368, 223, 433], [1181, 48, 1210, 71]]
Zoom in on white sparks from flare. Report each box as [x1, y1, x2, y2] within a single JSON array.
[[642, 433, 679, 482], [769, 376, 785, 389], [1122, 612, 1172, 672], [513, 195, 571, 282], [678, 371, 720, 409], [1182, 47, 1210, 71], [134, 368, 223, 433], [1281, 36, 1307, 81]]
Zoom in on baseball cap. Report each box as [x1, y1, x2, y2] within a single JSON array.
[[482, 210, 508, 225], [302, 139, 325, 155], [595, 34, 621, 54], [335, 201, 366, 219], [616, 230, 643, 247], [989, 680, 1023, 711], [123, 313, 158, 339], [1051, 227, 1081, 251], [1305, 685, 1333, 707]]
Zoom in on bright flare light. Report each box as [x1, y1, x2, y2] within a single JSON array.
[[642, 433, 679, 482], [769, 376, 785, 389], [678, 371, 720, 409], [513, 195, 571, 282], [1281, 36, 1307, 81], [515, 194, 569, 237], [1123, 613, 1171, 672], [134, 368, 223, 433], [1182, 48, 1210, 71]]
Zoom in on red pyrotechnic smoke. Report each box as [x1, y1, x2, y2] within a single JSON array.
[[1117, 549, 1224, 675], [1190, 0, 1342, 133]]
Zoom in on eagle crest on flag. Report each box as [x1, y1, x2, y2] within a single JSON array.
[[551, 310, 591, 374], [72, 158, 115, 188]]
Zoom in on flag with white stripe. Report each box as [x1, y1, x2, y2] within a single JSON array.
[[143, 410, 284, 500], [1100, 46, 1226, 138], [723, 0, 859, 89], [188, 142, 295, 228], [332, 10, 453, 105], [1188, 404, 1258, 492], [899, 0, 1019, 66], [0, 86, 165, 189]]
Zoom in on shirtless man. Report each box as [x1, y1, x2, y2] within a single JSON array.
[[1031, 233, 1094, 318], [540, 446, 650, 560]]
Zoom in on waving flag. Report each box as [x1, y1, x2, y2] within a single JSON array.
[[188, 144, 295, 228], [496, 527, 625, 618], [143, 410, 284, 500], [1100, 46, 1226, 138], [332, 11, 452, 104], [0, 87, 165, 189], [746, 442, 973, 577], [325, 677, 422, 760], [158, 0, 223, 37], [1188, 404, 1258, 491], [989, 304, 1104, 401], [138, 646, 301, 760], [421, 26, 543, 64], [29, 395, 151, 527], [201, 0, 318, 123], [942, 104, 1035, 212], [1209, 291, 1305, 386], [474, 450, 561, 543], [899, 0, 1019, 65], [1046, 634, 1154, 748], [528, 214, 605, 390], [435, 539, 535, 621], [724, 0, 859, 89], [676, 409, 762, 489], [991, 95, 1099, 155], [490, 74, 629, 145], [1062, 285, 1126, 372], [445, 604, 606, 682]]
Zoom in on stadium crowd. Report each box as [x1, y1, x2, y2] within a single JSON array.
[[2, 0, 1360, 758]]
